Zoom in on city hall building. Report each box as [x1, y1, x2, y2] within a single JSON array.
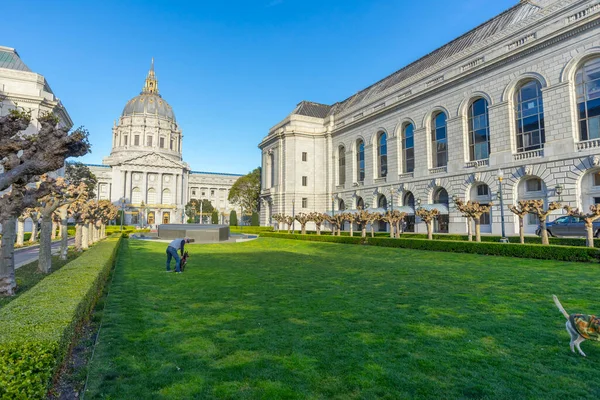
[[259, 0, 600, 235], [88, 61, 241, 226]]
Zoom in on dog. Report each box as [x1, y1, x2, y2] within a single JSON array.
[[553, 295, 600, 357], [180, 251, 189, 272]]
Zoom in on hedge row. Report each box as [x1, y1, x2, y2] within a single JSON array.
[[0, 235, 122, 399], [270, 230, 599, 248], [230, 226, 274, 234], [260, 233, 600, 263]]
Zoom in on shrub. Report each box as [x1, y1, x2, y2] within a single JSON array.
[[212, 211, 219, 224], [230, 210, 238, 226], [261, 233, 600, 263], [0, 235, 122, 399], [251, 212, 259, 226]]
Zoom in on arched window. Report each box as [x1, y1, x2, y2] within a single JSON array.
[[468, 98, 490, 161], [356, 140, 365, 182], [403, 124, 415, 173], [339, 199, 346, 211], [403, 191, 415, 208], [433, 188, 449, 206], [433, 188, 449, 233], [378, 195, 388, 210], [515, 80, 545, 152], [339, 146, 346, 185], [131, 187, 141, 204], [162, 189, 172, 204], [147, 188, 157, 204], [576, 57, 600, 141], [431, 112, 448, 167], [356, 197, 365, 210], [378, 132, 388, 178]]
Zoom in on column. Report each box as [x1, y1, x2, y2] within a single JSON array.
[[141, 172, 148, 204]]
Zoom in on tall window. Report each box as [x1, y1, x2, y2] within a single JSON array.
[[403, 191, 415, 232], [339, 199, 346, 211], [131, 187, 141, 204], [378, 195, 388, 210], [468, 98, 490, 161], [160, 137, 165, 148], [302, 152, 307, 162], [576, 57, 600, 141], [515, 80, 545, 152], [357, 140, 365, 182], [338, 146, 346, 185], [302, 198, 308, 208], [594, 172, 600, 187], [162, 189, 172, 204], [378, 132, 388, 178], [404, 192, 415, 208], [147, 188, 157, 204], [433, 188, 449, 233], [526, 178, 542, 192], [134, 135, 140, 146], [123, 135, 128, 146], [147, 136, 153, 147], [170, 138, 174, 150], [302, 176, 308, 186], [431, 112, 448, 167], [403, 124, 415, 173]]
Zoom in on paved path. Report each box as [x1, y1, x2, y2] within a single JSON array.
[[14, 238, 75, 269]]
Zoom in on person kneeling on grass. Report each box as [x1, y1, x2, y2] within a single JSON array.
[[166, 238, 190, 274]]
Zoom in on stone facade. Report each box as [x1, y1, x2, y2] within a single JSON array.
[[259, 0, 600, 235], [88, 62, 241, 226]]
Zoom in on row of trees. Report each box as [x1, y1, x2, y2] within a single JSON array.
[[0, 110, 93, 296], [272, 199, 600, 248]]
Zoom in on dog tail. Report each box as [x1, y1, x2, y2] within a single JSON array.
[[553, 295, 569, 319]]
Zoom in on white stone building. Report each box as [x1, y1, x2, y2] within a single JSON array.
[[0, 46, 73, 232], [259, 0, 600, 236], [88, 61, 241, 226]]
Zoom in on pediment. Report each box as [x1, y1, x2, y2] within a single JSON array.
[[122, 152, 184, 169]]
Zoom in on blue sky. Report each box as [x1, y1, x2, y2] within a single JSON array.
[[3, 0, 516, 175]]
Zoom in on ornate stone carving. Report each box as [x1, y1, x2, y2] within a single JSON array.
[[433, 178, 441, 187], [592, 155, 600, 167], [149, 174, 156, 182], [123, 152, 184, 169], [523, 165, 532, 176], [473, 172, 481, 182], [164, 175, 171, 183], [133, 173, 140, 181]]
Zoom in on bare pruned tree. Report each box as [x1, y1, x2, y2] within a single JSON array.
[[526, 200, 561, 245], [564, 204, 600, 248], [508, 201, 532, 244], [309, 212, 328, 235], [294, 213, 311, 235], [416, 208, 440, 240]]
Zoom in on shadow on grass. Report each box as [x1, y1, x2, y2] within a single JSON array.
[[85, 238, 600, 399]]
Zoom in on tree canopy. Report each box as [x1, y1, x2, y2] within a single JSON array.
[[228, 167, 261, 213]]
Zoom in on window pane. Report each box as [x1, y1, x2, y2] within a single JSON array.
[[594, 172, 600, 186], [526, 179, 542, 192]]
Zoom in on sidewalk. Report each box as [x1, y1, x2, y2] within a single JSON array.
[[15, 238, 75, 269]]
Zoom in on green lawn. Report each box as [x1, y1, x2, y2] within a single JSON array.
[[85, 238, 600, 399]]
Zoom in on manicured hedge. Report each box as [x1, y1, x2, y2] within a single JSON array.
[[0, 235, 122, 399], [231, 226, 274, 234], [261, 233, 600, 263]]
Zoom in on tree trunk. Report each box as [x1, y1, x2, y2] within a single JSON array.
[[350, 223, 354, 237], [370, 224, 375, 238], [101, 223, 106, 239], [395, 221, 401, 238], [287, 223, 291, 234], [389, 222, 394, 238], [301, 224, 306, 235], [58, 206, 69, 260], [51, 220, 57, 240], [89, 222, 94, 244], [0, 217, 17, 296], [586, 222, 594, 248], [467, 217, 472, 242], [38, 214, 53, 274], [316, 224, 321, 235], [540, 219, 549, 246], [519, 217, 525, 244], [361, 225, 367, 238], [475, 218, 481, 242], [30, 218, 38, 243], [82, 223, 89, 250], [16, 218, 25, 246], [75, 223, 83, 251], [426, 220, 433, 240]]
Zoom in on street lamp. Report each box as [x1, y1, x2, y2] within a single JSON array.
[[331, 194, 335, 217], [389, 186, 394, 212], [119, 198, 127, 232], [199, 198, 203, 224], [555, 184, 563, 202], [496, 169, 509, 243], [292, 198, 296, 234]]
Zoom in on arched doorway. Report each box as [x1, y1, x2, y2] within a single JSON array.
[[433, 188, 449, 233], [163, 212, 170, 224], [403, 191, 415, 232], [470, 183, 492, 233], [378, 194, 388, 231], [147, 211, 155, 226]]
